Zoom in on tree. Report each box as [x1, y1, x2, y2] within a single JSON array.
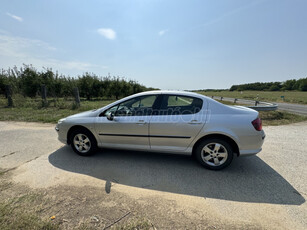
[[299, 78, 307, 91], [0, 73, 7, 95], [19, 66, 41, 97], [282, 79, 296, 90], [78, 73, 95, 100]]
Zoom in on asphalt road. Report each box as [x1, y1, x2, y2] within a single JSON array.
[[276, 102, 307, 115], [0, 121, 307, 229]]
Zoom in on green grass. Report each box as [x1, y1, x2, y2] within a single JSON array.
[[196, 90, 307, 104], [0, 96, 114, 123]]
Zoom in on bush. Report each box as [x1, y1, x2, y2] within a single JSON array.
[[0, 65, 153, 99]]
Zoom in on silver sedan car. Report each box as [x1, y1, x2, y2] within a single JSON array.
[[56, 91, 265, 170]]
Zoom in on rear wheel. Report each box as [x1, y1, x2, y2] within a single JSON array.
[[195, 139, 233, 170], [70, 129, 97, 156]]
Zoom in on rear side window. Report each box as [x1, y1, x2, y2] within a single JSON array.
[[158, 95, 203, 115]]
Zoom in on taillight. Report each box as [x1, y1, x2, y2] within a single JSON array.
[[252, 117, 262, 131]]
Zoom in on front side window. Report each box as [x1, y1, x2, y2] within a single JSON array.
[[159, 95, 203, 115], [103, 95, 158, 117]]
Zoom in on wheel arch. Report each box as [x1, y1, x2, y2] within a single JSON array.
[[67, 125, 97, 145], [192, 133, 240, 156]]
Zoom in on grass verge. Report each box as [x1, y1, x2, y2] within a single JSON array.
[[0, 96, 113, 123], [0, 193, 58, 230], [217, 100, 307, 126], [197, 90, 307, 104], [259, 111, 307, 126]]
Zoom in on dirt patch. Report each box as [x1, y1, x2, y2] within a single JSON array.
[[0, 171, 261, 230]]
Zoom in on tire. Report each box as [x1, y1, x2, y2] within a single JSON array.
[[195, 138, 233, 170], [70, 128, 97, 156]]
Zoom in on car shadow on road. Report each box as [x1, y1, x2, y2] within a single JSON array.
[[48, 146, 305, 205]]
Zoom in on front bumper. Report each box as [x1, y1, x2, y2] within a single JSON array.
[[55, 125, 67, 144]]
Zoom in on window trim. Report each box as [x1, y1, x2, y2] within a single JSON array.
[[99, 94, 160, 117], [153, 94, 203, 116]]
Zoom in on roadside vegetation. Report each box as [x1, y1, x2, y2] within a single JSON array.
[[229, 78, 307, 92], [0, 64, 155, 101], [259, 111, 307, 126], [0, 95, 113, 123], [217, 100, 307, 126], [197, 90, 307, 104]]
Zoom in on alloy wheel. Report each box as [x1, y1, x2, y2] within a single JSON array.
[[201, 142, 228, 166], [73, 133, 91, 154]]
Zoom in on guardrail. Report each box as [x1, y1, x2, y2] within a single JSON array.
[[210, 96, 278, 111]]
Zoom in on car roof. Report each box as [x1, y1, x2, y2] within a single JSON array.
[[133, 90, 206, 98]]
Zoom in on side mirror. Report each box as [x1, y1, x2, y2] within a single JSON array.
[[107, 112, 114, 121]]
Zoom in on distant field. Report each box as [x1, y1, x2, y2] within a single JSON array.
[[196, 90, 307, 104]]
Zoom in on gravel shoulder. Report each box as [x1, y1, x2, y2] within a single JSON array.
[[0, 121, 306, 229]]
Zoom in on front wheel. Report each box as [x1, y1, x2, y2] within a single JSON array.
[[70, 129, 97, 156], [195, 139, 233, 170]]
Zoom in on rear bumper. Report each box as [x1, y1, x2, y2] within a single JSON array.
[[238, 131, 265, 156], [240, 148, 262, 156]]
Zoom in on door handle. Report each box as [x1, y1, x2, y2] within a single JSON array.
[[188, 120, 202, 124], [136, 120, 146, 124]]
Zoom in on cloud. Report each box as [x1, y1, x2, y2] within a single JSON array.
[[158, 29, 169, 36], [0, 33, 56, 58], [97, 28, 116, 40], [6, 12, 23, 22], [0, 33, 104, 73]]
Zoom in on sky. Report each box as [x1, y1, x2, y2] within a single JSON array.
[[0, 0, 306, 90]]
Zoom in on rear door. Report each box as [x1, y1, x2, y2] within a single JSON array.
[[149, 94, 206, 151]]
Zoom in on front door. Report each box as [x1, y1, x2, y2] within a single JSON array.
[[95, 95, 158, 150]]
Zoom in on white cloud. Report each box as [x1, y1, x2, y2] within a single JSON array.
[[6, 12, 23, 22], [0, 33, 56, 58], [158, 29, 169, 36], [0, 33, 105, 73], [97, 28, 116, 40]]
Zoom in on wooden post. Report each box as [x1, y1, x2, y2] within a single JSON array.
[[5, 85, 13, 107], [73, 87, 80, 107], [41, 84, 47, 107]]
